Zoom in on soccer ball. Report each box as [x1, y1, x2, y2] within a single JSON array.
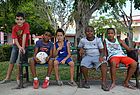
[[36, 52, 48, 64]]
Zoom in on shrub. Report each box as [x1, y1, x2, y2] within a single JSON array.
[[0, 44, 12, 62]]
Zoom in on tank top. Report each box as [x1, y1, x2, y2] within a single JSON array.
[[55, 40, 68, 57], [105, 38, 127, 60]]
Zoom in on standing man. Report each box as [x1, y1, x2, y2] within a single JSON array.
[[0, 12, 30, 85], [78, 26, 109, 91]]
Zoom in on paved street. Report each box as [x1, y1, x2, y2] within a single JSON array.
[[0, 80, 140, 95]]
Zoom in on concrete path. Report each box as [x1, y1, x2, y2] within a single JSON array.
[[0, 80, 140, 95]]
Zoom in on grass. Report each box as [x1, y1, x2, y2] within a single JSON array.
[[0, 61, 74, 81], [0, 61, 138, 82]]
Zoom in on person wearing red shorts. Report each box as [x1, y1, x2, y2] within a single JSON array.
[[104, 28, 137, 90]]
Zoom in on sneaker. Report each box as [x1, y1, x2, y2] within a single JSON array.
[[42, 79, 49, 88], [0, 79, 11, 84], [33, 80, 39, 89], [68, 81, 77, 86], [83, 82, 90, 89], [16, 80, 20, 85], [56, 80, 63, 86], [101, 84, 109, 91]]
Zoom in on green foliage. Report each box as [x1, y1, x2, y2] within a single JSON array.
[[90, 16, 127, 35], [16, 1, 54, 35], [134, 0, 140, 10], [0, 1, 55, 35], [0, 44, 12, 62]]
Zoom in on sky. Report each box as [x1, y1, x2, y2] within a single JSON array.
[[123, 1, 140, 16], [94, 0, 140, 19]]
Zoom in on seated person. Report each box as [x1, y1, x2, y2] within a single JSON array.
[[29, 31, 54, 89], [104, 28, 137, 90], [78, 26, 109, 91], [53, 28, 76, 86]]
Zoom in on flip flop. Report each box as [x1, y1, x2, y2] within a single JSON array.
[[101, 84, 109, 91], [109, 84, 116, 90], [123, 84, 137, 90]]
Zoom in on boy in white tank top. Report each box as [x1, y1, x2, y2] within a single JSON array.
[[104, 28, 137, 90]]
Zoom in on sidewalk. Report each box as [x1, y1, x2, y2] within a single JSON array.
[[0, 80, 140, 95]]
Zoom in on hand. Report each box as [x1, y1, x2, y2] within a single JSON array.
[[46, 56, 50, 62], [99, 56, 104, 63], [61, 59, 66, 64], [35, 57, 41, 63], [79, 48, 85, 57], [19, 47, 25, 54], [57, 46, 63, 51]]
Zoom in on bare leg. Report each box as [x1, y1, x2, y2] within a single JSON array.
[[5, 63, 14, 80], [100, 63, 109, 91], [54, 60, 59, 80], [68, 61, 74, 81], [47, 59, 54, 77], [81, 66, 90, 88], [29, 58, 37, 78], [124, 62, 137, 87], [81, 66, 89, 82], [16, 64, 20, 80], [100, 63, 108, 84], [110, 62, 117, 90]]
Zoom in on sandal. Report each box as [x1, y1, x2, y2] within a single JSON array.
[[101, 84, 109, 91], [0, 79, 11, 84], [123, 84, 137, 90], [68, 81, 77, 86]]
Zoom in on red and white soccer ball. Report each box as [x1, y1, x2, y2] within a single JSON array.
[[36, 52, 48, 64]]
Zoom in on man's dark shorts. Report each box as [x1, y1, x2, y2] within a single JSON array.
[[10, 45, 28, 64]]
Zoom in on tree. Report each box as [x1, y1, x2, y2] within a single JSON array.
[[73, 0, 106, 39], [90, 16, 127, 37], [17, 1, 54, 35], [104, 0, 140, 47], [49, 0, 74, 31], [60, 0, 140, 46], [0, 0, 33, 32], [0, 0, 54, 35]]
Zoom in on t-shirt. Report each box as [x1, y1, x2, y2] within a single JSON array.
[[105, 38, 127, 60], [78, 37, 103, 57], [35, 39, 53, 55], [12, 22, 30, 47], [55, 40, 68, 57]]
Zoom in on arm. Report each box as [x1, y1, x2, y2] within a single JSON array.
[[64, 42, 71, 60], [119, 39, 132, 52], [53, 43, 60, 57], [61, 42, 71, 64], [99, 48, 105, 62], [46, 46, 53, 62], [21, 23, 30, 53], [78, 38, 85, 57], [12, 26, 23, 53], [33, 47, 41, 63], [79, 48, 85, 57], [103, 40, 108, 57], [22, 34, 27, 53], [14, 38, 24, 53]]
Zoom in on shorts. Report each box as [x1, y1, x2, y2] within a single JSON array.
[[109, 56, 136, 67], [32, 57, 54, 64], [10, 45, 28, 64], [81, 55, 105, 70], [56, 57, 72, 64]]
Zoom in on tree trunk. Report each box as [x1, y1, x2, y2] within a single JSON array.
[[73, 0, 105, 46], [127, 0, 133, 48]]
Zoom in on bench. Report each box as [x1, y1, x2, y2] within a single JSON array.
[[18, 45, 80, 88], [77, 49, 140, 88]]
